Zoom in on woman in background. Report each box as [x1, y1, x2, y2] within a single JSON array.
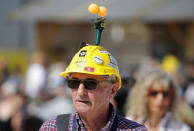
[[125, 70, 191, 131]]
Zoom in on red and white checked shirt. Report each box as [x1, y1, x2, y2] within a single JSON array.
[[39, 104, 147, 131]]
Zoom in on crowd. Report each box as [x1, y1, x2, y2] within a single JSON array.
[[0, 51, 75, 131], [0, 49, 194, 130]]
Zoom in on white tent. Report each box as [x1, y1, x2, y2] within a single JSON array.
[[10, 0, 194, 22]]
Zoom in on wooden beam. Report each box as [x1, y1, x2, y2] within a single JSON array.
[[185, 22, 194, 60], [166, 23, 185, 46]]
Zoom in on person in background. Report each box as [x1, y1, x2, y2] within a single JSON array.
[[37, 58, 75, 121], [125, 69, 191, 131], [25, 51, 47, 99], [0, 56, 9, 86], [39, 45, 147, 131]]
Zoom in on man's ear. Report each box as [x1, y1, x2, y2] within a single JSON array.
[[111, 82, 119, 97]]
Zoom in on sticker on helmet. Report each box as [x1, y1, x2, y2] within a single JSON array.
[[106, 63, 119, 71], [100, 50, 109, 54], [84, 67, 94, 72], [75, 60, 85, 68], [108, 54, 118, 66], [94, 56, 103, 64], [79, 50, 87, 57]]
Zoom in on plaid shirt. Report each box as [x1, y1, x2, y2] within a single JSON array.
[[39, 104, 147, 131]]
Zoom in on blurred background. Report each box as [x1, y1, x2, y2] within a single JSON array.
[[0, 0, 194, 130]]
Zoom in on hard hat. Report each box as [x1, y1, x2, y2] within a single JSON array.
[[60, 45, 121, 89], [161, 54, 180, 74]]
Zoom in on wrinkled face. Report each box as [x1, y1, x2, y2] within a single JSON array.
[[70, 73, 116, 115], [147, 82, 172, 117]]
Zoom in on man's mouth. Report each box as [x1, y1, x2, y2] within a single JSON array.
[[76, 99, 90, 105]]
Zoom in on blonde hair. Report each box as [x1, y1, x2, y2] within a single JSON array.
[[125, 69, 179, 119]]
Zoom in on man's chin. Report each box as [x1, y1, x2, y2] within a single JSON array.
[[76, 108, 91, 115]]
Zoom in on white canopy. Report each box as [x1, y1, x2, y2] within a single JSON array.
[[10, 0, 194, 22]]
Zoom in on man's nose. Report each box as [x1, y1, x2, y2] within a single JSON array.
[[77, 83, 87, 96]]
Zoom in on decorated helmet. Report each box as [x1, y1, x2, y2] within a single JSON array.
[[60, 45, 121, 89]]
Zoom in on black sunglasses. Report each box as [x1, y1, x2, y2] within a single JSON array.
[[148, 89, 172, 98], [66, 78, 106, 90]]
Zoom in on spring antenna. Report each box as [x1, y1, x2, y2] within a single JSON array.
[[88, 3, 107, 45]]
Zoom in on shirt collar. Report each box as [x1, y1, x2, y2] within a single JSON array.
[[158, 112, 171, 129]]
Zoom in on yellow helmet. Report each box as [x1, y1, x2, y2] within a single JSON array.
[[60, 45, 122, 89]]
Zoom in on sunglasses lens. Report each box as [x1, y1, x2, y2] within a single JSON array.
[[163, 92, 170, 97], [149, 89, 171, 98], [84, 80, 98, 90], [66, 78, 98, 90], [67, 79, 81, 89], [150, 91, 158, 97]]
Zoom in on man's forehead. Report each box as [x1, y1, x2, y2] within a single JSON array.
[[70, 72, 106, 79]]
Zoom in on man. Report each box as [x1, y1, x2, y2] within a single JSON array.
[[39, 45, 147, 131]]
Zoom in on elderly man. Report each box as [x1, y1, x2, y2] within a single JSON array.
[[39, 45, 147, 131]]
